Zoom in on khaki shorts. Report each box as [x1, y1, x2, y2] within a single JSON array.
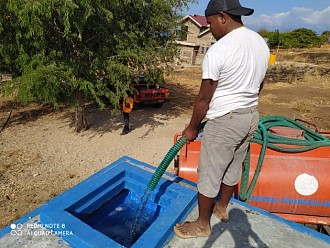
[[197, 106, 259, 198]]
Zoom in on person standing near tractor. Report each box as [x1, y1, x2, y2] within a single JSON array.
[[122, 94, 134, 135], [174, 0, 270, 239]]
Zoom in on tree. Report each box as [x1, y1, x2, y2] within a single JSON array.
[[0, 0, 195, 132], [257, 29, 281, 49], [320, 31, 330, 44], [267, 29, 281, 49], [280, 28, 321, 48], [257, 28, 270, 38]]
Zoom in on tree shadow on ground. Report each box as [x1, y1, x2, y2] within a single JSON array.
[[0, 79, 199, 137], [0, 101, 66, 127], [57, 79, 199, 138]]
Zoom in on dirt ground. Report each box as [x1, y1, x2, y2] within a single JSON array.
[[0, 47, 329, 229]]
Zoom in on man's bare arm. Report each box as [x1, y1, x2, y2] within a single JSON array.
[[183, 79, 217, 141]]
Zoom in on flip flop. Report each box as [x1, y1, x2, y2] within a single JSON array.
[[173, 221, 211, 239]]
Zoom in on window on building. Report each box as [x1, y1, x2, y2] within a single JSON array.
[[181, 26, 188, 41]]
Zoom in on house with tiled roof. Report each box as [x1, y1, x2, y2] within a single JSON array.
[[176, 15, 216, 65]]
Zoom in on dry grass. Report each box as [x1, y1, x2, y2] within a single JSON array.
[[275, 71, 330, 88], [167, 47, 330, 129], [259, 93, 278, 104], [166, 67, 201, 86], [263, 82, 292, 90], [281, 99, 313, 113], [272, 47, 330, 65], [301, 72, 330, 88]]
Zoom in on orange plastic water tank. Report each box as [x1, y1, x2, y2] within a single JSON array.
[[244, 143, 330, 225], [175, 132, 330, 225]]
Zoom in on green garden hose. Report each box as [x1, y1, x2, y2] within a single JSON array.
[[147, 115, 330, 198], [147, 121, 207, 191], [239, 115, 330, 202]]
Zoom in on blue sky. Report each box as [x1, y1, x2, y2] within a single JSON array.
[[184, 0, 330, 34]]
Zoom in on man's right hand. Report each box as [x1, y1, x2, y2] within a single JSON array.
[[182, 126, 198, 144]]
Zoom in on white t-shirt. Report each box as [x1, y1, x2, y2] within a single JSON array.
[[202, 26, 270, 119]]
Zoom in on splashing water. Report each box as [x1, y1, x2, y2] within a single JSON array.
[[128, 189, 152, 246]]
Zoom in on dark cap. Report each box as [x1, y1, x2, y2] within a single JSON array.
[[205, 0, 254, 17]]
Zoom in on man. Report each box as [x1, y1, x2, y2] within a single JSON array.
[[122, 94, 134, 135], [174, 0, 269, 239]]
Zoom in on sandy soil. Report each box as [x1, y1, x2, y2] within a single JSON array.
[[1, 47, 329, 229]]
